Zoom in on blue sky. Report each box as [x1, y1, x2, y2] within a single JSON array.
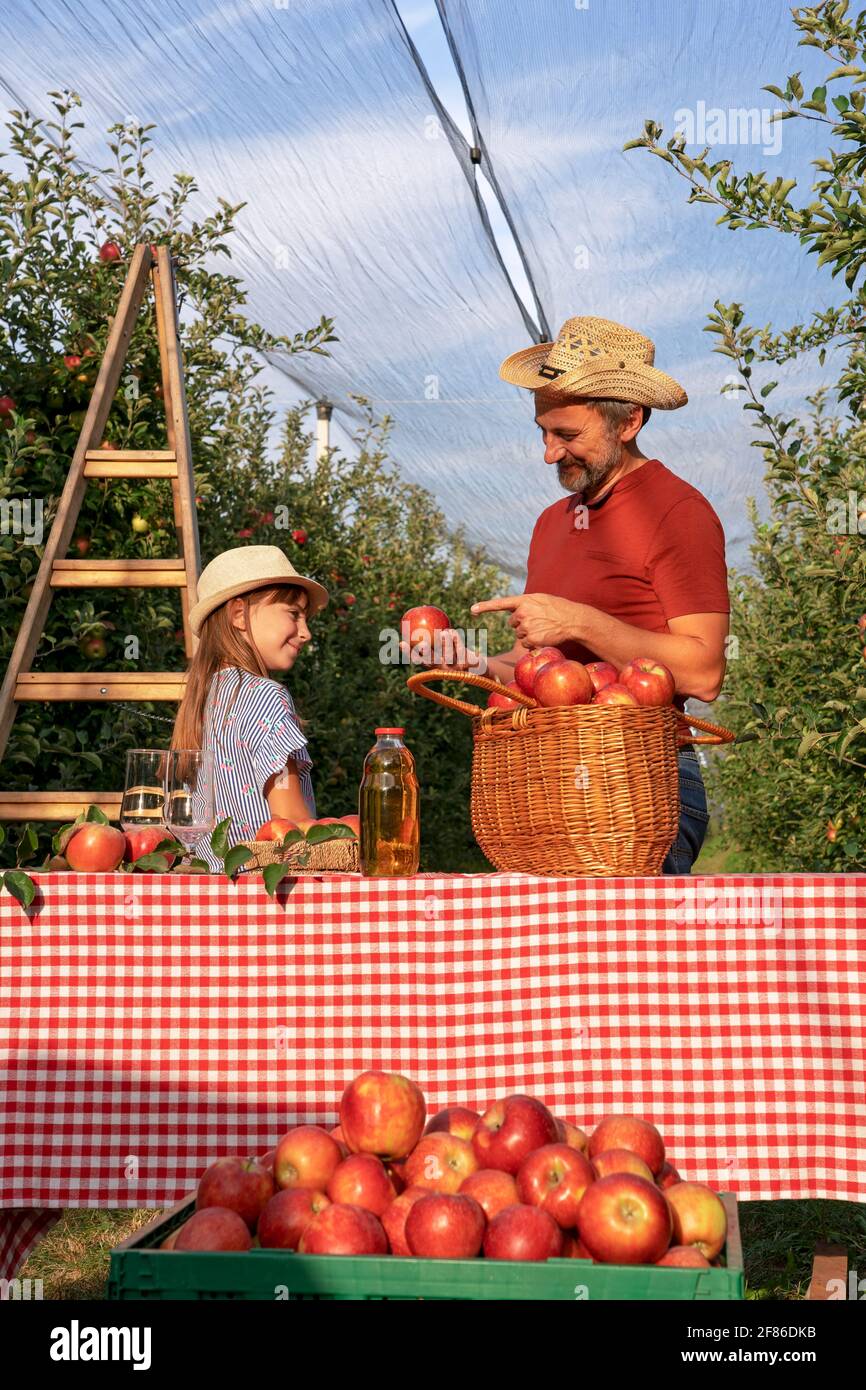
[[0, 0, 850, 577]]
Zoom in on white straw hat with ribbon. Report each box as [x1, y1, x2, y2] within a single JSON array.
[[188, 545, 329, 637], [499, 315, 687, 409]]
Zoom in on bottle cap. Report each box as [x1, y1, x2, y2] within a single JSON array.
[[375, 727, 405, 736]]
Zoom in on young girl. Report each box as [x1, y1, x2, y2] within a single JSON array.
[[171, 545, 329, 870]]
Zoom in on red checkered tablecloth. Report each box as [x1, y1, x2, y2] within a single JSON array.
[[1, 870, 865, 1278]]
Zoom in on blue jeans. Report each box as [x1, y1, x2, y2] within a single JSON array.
[[661, 747, 710, 874]]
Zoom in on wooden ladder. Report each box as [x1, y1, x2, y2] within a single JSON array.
[[0, 244, 200, 823]]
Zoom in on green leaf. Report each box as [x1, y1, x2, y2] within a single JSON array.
[[279, 829, 305, 847], [133, 852, 173, 873], [750, 701, 769, 721], [797, 729, 826, 756], [305, 823, 354, 844], [210, 817, 231, 858], [84, 805, 110, 824], [263, 861, 294, 896], [760, 381, 778, 397], [224, 845, 254, 876], [844, 839, 860, 858], [3, 870, 36, 909]]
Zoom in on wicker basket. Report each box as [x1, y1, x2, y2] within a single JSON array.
[[239, 835, 360, 875], [408, 669, 735, 876]]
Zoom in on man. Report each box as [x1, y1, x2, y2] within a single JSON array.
[[442, 315, 729, 874]]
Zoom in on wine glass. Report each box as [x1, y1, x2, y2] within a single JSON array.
[[164, 749, 216, 859], [121, 749, 170, 833]]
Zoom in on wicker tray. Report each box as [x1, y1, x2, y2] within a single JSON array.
[[239, 835, 360, 875], [408, 669, 735, 876]]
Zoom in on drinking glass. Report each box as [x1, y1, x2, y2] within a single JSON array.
[[164, 749, 216, 857], [121, 749, 170, 833]]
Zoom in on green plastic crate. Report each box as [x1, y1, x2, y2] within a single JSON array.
[[108, 1193, 743, 1300]]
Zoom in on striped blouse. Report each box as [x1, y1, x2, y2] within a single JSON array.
[[193, 665, 315, 872]]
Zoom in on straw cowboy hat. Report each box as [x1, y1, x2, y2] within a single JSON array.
[[188, 545, 329, 636], [499, 315, 687, 409]]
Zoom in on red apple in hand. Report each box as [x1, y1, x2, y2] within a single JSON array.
[[174, 1208, 251, 1251], [665, 1182, 728, 1259], [459, 1169, 520, 1223], [618, 657, 676, 707], [517, 1143, 595, 1228], [405, 1193, 486, 1259], [533, 659, 594, 707], [339, 1070, 426, 1160], [258, 1188, 331, 1249], [381, 1187, 429, 1256], [403, 1133, 478, 1193], [401, 605, 452, 664], [327, 1153, 397, 1216], [472, 1094, 559, 1175], [483, 1204, 563, 1261], [514, 646, 564, 695], [196, 1157, 275, 1232], [576, 1174, 672, 1265], [585, 660, 619, 694], [424, 1106, 482, 1142], [592, 682, 639, 706], [298, 1203, 388, 1255], [588, 1116, 665, 1176], [274, 1125, 343, 1192]]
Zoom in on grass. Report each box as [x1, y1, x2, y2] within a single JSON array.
[[18, 1200, 866, 1300], [693, 824, 755, 874]]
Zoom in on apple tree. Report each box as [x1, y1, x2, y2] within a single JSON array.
[[625, 0, 866, 870]]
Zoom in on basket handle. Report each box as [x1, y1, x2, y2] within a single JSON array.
[[675, 710, 736, 747], [406, 667, 535, 718]]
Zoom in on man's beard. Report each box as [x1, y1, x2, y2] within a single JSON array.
[[556, 435, 621, 498]]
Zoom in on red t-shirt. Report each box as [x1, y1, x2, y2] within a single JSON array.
[[524, 458, 729, 703]]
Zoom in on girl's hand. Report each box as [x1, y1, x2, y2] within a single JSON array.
[[399, 629, 487, 674]]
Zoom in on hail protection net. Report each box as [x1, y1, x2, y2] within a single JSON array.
[[0, 0, 847, 577]]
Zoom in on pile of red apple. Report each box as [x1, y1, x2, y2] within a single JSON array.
[[488, 649, 675, 711], [255, 814, 359, 840], [161, 1072, 728, 1269]]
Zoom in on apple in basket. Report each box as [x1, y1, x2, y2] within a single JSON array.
[[514, 645, 563, 695], [533, 659, 594, 708], [618, 658, 676, 707], [487, 681, 524, 709], [585, 660, 619, 694], [592, 682, 639, 707], [255, 817, 300, 841]]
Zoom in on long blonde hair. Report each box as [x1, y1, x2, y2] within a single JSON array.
[[171, 583, 310, 752]]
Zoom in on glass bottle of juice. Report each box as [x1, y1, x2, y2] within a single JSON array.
[[359, 727, 420, 876]]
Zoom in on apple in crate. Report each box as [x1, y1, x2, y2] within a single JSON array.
[[517, 1143, 595, 1228], [533, 659, 594, 707], [326, 1153, 397, 1216], [588, 1115, 665, 1177], [592, 1148, 655, 1182], [404, 1132, 478, 1193], [274, 1125, 343, 1192], [174, 1208, 252, 1252], [298, 1203, 388, 1255], [558, 1120, 589, 1154], [459, 1169, 520, 1223], [258, 1189, 331, 1250], [618, 658, 676, 707], [657, 1161, 682, 1190], [472, 1094, 559, 1175], [665, 1182, 728, 1260], [483, 1204, 563, 1261], [657, 1245, 711, 1268], [514, 645, 563, 695], [585, 660, 619, 694], [382, 1187, 430, 1256], [424, 1106, 481, 1142], [592, 682, 639, 707], [576, 1174, 672, 1265], [195, 1157, 275, 1231], [339, 1070, 426, 1160], [405, 1193, 486, 1259]]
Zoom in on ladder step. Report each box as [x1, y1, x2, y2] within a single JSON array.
[[15, 672, 187, 701], [84, 449, 178, 478], [52, 559, 188, 588], [0, 791, 123, 823]]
